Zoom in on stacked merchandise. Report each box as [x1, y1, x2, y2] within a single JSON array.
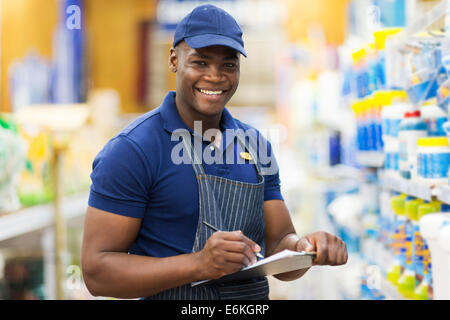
[[0, 116, 27, 212], [17, 125, 54, 207], [343, 28, 403, 300], [387, 193, 444, 299], [347, 25, 450, 300]]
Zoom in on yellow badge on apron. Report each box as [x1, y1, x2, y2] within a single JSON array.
[[239, 152, 252, 161]]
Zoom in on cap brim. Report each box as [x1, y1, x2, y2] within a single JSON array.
[[185, 34, 247, 58]]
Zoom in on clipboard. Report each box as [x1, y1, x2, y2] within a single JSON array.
[[191, 249, 316, 287]]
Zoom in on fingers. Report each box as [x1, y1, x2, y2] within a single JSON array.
[[222, 239, 257, 265], [220, 230, 260, 263], [206, 231, 260, 267], [312, 234, 328, 265], [300, 232, 348, 266], [333, 236, 347, 265], [296, 237, 314, 252], [224, 251, 252, 266], [340, 241, 348, 265], [222, 231, 261, 252]]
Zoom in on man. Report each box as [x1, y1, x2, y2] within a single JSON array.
[[81, 4, 347, 300]]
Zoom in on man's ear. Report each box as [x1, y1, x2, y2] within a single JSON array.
[[168, 47, 178, 73]]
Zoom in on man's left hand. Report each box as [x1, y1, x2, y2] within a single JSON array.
[[296, 231, 348, 266]]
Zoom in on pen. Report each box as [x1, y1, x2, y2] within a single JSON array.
[[202, 221, 265, 259]]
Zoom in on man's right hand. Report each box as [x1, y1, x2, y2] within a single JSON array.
[[195, 230, 261, 280]]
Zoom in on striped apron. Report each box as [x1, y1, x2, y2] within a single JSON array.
[[145, 131, 269, 300]]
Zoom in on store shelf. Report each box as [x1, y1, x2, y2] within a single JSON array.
[[381, 174, 438, 202], [356, 151, 385, 168], [433, 185, 450, 205], [0, 192, 89, 242], [380, 278, 406, 300], [382, 174, 450, 205]]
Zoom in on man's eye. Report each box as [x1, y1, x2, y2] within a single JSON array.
[[224, 63, 237, 69], [194, 61, 207, 66]]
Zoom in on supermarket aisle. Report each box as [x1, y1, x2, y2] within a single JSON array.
[[2, 0, 450, 301]]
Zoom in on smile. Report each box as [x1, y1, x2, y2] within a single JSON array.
[[196, 88, 225, 95]]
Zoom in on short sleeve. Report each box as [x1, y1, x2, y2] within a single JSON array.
[[88, 135, 152, 218], [256, 132, 284, 202]]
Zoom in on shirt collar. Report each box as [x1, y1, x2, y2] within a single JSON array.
[[160, 91, 239, 134]]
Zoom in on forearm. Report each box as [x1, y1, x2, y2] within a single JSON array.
[[83, 251, 202, 299], [270, 233, 310, 281]]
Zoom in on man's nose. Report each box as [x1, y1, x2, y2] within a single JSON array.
[[204, 65, 224, 82]]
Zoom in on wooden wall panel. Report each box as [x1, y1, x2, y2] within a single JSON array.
[[283, 0, 350, 45], [1, 0, 58, 112], [84, 0, 156, 113]]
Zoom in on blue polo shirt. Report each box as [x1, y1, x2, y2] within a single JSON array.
[[88, 91, 283, 258]]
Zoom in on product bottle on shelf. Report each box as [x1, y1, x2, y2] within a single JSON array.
[[381, 91, 409, 177], [397, 196, 421, 298], [390, 91, 410, 139], [373, 28, 403, 89], [398, 110, 428, 180], [379, 190, 396, 276], [437, 221, 450, 299], [387, 193, 407, 285], [416, 137, 450, 185], [422, 241, 433, 299], [367, 42, 379, 94], [405, 198, 425, 299], [352, 100, 367, 152], [416, 202, 442, 300], [352, 47, 370, 100], [381, 91, 393, 141], [360, 99, 370, 152], [374, 91, 387, 151], [363, 97, 375, 152], [421, 99, 447, 137], [419, 203, 449, 300], [367, 96, 378, 151]]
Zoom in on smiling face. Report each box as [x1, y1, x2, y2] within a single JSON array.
[[169, 41, 240, 126]]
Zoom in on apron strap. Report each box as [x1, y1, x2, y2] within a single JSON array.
[[235, 130, 264, 180], [181, 133, 205, 176], [180, 128, 264, 180]]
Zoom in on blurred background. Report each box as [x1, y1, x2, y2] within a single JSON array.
[[2, 0, 450, 300]]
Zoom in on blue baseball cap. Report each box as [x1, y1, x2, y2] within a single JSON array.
[[173, 4, 247, 57]]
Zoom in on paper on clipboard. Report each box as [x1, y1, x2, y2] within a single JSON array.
[[191, 249, 316, 287]]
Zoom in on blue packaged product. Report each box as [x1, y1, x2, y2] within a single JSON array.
[[421, 102, 447, 136], [404, 198, 424, 287], [391, 102, 410, 137], [417, 137, 450, 184], [373, 28, 403, 88], [380, 91, 408, 139], [352, 48, 370, 99], [374, 91, 388, 150], [398, 110, 428, 179], [384, 136, 399, 172]]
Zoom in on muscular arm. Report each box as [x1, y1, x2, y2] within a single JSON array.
[[81, 206, 201, 298], [81, 206, 260, 299], [264, 199, 309, 281]]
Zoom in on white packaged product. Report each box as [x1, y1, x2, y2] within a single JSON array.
[[419, 213, 450, 299], [383, 136, 399, 175], [398, 110, 427, 180], [438, 223, 450, 299], [421, 102, 447, 137]]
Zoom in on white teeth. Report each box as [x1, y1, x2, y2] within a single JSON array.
[[199, 89, 223, 95]]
